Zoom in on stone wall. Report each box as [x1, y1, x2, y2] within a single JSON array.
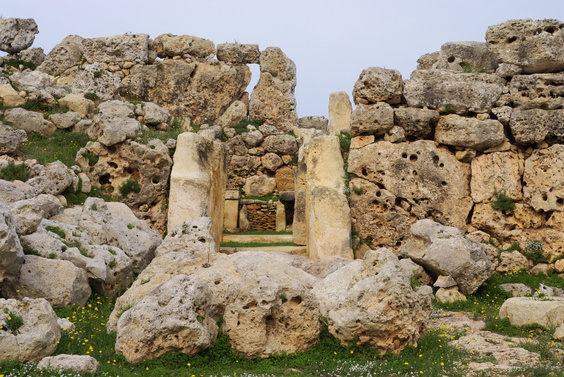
[[347, 19, 564, 260]]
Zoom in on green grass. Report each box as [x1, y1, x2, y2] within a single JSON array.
[[223, 230, 293, 235], [20, 130, 91, 167], [219, 241, 297, 248], [0, 162, 29, 181]]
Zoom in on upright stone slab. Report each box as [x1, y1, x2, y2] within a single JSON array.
[[305, 136, 352, 260], [223, 190, 239, 231], [168, 132, 226, 247], [328, 91, 352, 136]]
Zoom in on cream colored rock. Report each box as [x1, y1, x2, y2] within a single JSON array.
[[0, 123, 27, 155], [0, 18, 38, 54], [435, 114, 505, 151], [328, 91, 352, 136], [470, 151, 524, 203], [72, 63, 121, 101], [350, 102, 394, 137], [168, 133, 226, 246], [0, 201, 23, 283], [352, 67, 403, 105], [305, 136, 352, 260], [58, 93, 94, 115], [496, 251, 532, 273], [404, 70, 505, 114], [38, 354, 100, 373], [217, 43, 260, 64], [275, 166, 294, 191], [82, 34, 150, 63], [499, 283, 533, 297], [509, 108, 564, 145], [436, 287, 467, 303], [555, 259, 564, 274], [499, 297, 564, 327], [217, 100, 247, 127], [508, 73, 564, 110], [0, 298, 60, 362], [471, 202, 545, 241], [153, 34, 215, 59], [37, 35, 85, 76], [431, 41, 498, 72], [3, 108, 56, 136], [523, 145, 564, 212], [249, 47, 298, 132], [393, 107, 439, 138], [486, 19, 564, 73], [243, 175, 276, 197], [0, 83, 25, 106]]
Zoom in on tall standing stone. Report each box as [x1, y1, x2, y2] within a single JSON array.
[[0, 18, 39, 54], [328, 91, 352, 136]]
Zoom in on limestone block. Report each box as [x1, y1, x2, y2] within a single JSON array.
[[217, 100, 247, 127], [436, 287, 467, 303], [404, 70, 505, 114], [497, 251, 532, 273], [168, 133, 226, 246], [434, 275, 458, 288], [523, 145, 564, 212], [508, 73, 564, 110], [153, 34, 215, 59], [0, 18, 38, 54], [263, 134, 298, 155], [2, 255, 91, 308], [3, 108, 56, 136], [249, 47, 298, 131], [223, 199, 239, 230], [262, 153, 283, 172], [0, 123, 26, 155], [37, 35, 85, 76], [350, 135, 374, 149], [400, 219, 494, 295], [499, 283, 533, 297], [38, 354, 100, 373], [352, 67, 403, 105], [82, 34, 150, 63], [217, 43, 260, 64], [242, 130, 264, 148], [348, 140, 472, 234], [471, 202, 545, 241], [0, 201, 23, 283], [298, 116, 328, 131], [470, 151, 524, 203], [142, 102, 171, 125], [276, 201, 286, 232], [435, 114, 505, 151], [328, 91, 352, 136], [26, 161, 76, 196], [499, 297, 564, 327], [96, 116, 142, 147], [243, 175, 276, 197], [19, 47, 45, 66], [509, 108, 564, 145], [313, 249, 433, 354], [116, 275, 218, 362], [58, 93, 94, 115], [9, 194, 63, 235], [0, 179, 35, 204], [555, 259, 564, 274], [431, 41, 498, 72], [71, 63, 121, 101], [393, 107, 438, 138], [275, 166, 294, 191], [49, 112, 83, 129], [350, 102, 394, 137], [0, 298, 60, 362], [0, 83, 25, 106], [486, 19, 564, 73]]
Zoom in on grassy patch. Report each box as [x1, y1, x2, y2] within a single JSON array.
[[223, 230, 292, 235], [220, 241, 297, 248], [0, 162, 29, 181], [20, 130, 92, 167]]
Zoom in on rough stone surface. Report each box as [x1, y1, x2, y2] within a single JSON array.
[[298, 116, 328, 131], [404, 70, 505, 114], [507, 73, 564, 110], [217, 100, 247, 127], [243, 175, 276, 197], [350, 103, 394, 137], [3, 107, 56, 136], [328, 91, 352, 136], [470, 151, 524, 203], [0, 298, 60, 362], [431, 41, 499, 72], [348, 140, 472, 249], [0, 123, 27, 155], [58, 93, 95, 115], [0, 18, 39, 54], [393, 107, 439, 139], [486, 19, 564, 73], [523, 144, 564, 212], [82, 34, 150, 63], [499, 297, 564, 327], [37, 35, 85, 76], [509, 108, 564, 145], [49, 112, 83, 130], [499, 283, 533, 297], [249, 47, 298, 131], [9, 194, 63, 235], [0, 201, 24, 283], [435, 114, 505, 151], [263, 134, 298, 155], [352, 67, 403, 105], [2, 255, 91, 308], [153, 34, 215, 59], [436, 287, 467, 303], [217, 43, 260, 64], [72, 63, 121, 101], [26, 161, 76, 196], [38, 354, 100, 373], [116, 274, 218, 362], [0, 83, 25, 106], [313, 248, 433, 354], [142, 102, 171, 125], [496, 251, 532, 273], [400, 219, 495, 295]]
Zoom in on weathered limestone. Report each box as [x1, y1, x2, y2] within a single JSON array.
[[499, 283, 533, 297], [428, 41, 499, 73], [0, 201, 24, 283], [435, 114, 505, 151], [57, 93, 95, 115], [393, 107, 439, 139], [523, 145, 564, 212], [223, 191, 240, 231], [243, 175, 276, 197], [38, 354, 100, 373], [9, 194, 63, 235], [26, 161, 76, 196], [486, 19, 564, 73], [72, 63, 121, 101], [0, 298, 60, 362], [313, 248, 433, 354], [217, 100, 247, 127], [217, 43, 260, 64], [38, 35, 84, 76], [0, 83, 25, 106], [496, 251, 532, 273], [401, 219, 494, 295], [249, 47, 298, 131], [81, 34, 151, 64], [352, 67, 404, 105], [0, 18, 39, 54], [470, 151, 524, 203], [499, 297, 564, 327], [404, 70, 505, 114], [436, 287, 467, 303], [328, 91, 352, 136], [350, 102, 394, 137], [2, 255, 91, 308], [507, 73, 564, 109], [153, 34, 215, 59], [0, 123, 27, 155], [3, 107, 56, 136], [304, 136, 352, 260], [509, 109, 564, 145], [168, 133, 226, 247]]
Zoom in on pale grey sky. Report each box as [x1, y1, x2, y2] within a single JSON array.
[[2, 0, 563, 117]]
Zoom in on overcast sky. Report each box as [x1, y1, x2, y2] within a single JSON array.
[[2, 0, 563, 117]]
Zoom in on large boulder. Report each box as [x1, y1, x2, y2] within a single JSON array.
[[9, 194, 63, 235], [115, 274, 218, 363], [350, 102, 394, 137], [486, 19, 564, 74], [71, 63, 121, 101], [81, 34, 150, 64], [153, 34, 215, 59], [435, 114, 505, 151], [470, 151, 524, 203], [426, 41, 499, 73], [243, 175, 276, 197], [37, 35, 85, 76], [393, 107, 439, 139], [0, 201, 24, 283], [217, 43, 260, 64], [400, 219, 495, 295], [499, 297, 564, 327], [0, 18, 39, 54], [313, 248, 433, 354], [249, 47, 298, 132], [0, 83, 25, 106], [328, 91, 352, 136], [352, 67, 404, 105], [26, 161, 76, 196], [0, 298, 60, 362], [2, 255, 91, 308], [509, 108, 564, 145], [3, 108, 56, 137], [523, 144, 564, 212], [403, 70, 505, 114], [38, 354, 100, 373], [507, 73, 564, 110], [0, 123, 27, 155]]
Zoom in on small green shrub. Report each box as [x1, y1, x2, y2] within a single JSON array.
[[491, 189, 515, 213], [108, 248, 117, 255], [108, 260, 117, 268], [0, 59, 36, 71], [84, 92, 99, 101], [0, 162, 29, 182], [92, 71, 101, 78], [90, 203, 98, 211], [127, 223, 134, 230], [46, 225, 66, 239], [4, 312, 24, 334], [522, 240, 549, 264], [48, 253, 57, 259], [338, 131, 352, 154], [352, 186, 363, 195], [81, 150, 99, 166], [22, 245, 39, 256], [119, 179, 142, 197]]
